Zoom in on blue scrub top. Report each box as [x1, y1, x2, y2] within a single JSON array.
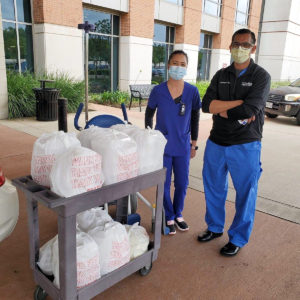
[[148, 81, 201, 156]]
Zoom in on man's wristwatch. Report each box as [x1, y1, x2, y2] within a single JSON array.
[[190, 144, 198, 150]]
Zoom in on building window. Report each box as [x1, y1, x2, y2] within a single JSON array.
[[163, 0, 183, 5], [83, 8, 120, 93], [1, 0, 34, 72], [235, 0, 250, 25], [152, 23, 175, 84], [197, 33, 212, 81], [203, 0, 222, 17]]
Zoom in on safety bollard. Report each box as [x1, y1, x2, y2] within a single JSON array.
[[58, 98, 68, 132]]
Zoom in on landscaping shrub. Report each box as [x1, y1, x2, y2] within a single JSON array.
[[194, 81, 210, 99], [7, 71, 84, 119], [91, 90, 130, 106]]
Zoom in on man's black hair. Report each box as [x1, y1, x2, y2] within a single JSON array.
[[232, 29, 256, 45], [168, 50, 189, 64]]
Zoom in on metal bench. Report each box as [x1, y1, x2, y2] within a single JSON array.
[[129, 84, 156, 112]]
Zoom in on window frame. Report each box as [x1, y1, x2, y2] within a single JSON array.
[[197, 33, 213, 81], [162, 0, 184, 5], [83, 7, 120, 92], [203, 0, 222, 17], [235, 0, 251, 26], [1, 0, 34, 73], [152, 23, 175, 83]]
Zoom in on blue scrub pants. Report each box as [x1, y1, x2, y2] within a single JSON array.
[[202, 139, 262, 247], [163, 154, 190, 221]]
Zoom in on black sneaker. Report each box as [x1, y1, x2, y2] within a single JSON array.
[[166, 221, 176, 235], [175, 218, 189, 231]]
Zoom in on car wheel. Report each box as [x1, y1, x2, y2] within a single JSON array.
[[296, 112, 300, 125], [265, 112, 278, 118]]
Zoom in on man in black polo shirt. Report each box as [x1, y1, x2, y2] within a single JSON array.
[[198, 29, 271, 256]]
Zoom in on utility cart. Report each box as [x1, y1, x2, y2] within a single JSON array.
[[12, 168, 166, 300]]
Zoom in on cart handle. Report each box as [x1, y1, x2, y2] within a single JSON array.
[[121, 103, 129, 123], [74, 103, 84, 131]]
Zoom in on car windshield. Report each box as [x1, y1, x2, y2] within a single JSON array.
[[290, 78, 300, 87]]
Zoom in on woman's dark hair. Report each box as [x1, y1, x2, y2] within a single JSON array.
[[232, 29, 256, 45], [168, 50, 189, 64]]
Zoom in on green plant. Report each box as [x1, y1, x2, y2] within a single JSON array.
[[194, 81, 210, 98], [7, 71, 38, 119], [270, 81, 291, 89], [38, 72, 85, 113], [93, 90, 130, 106], [7, 71, 85, 119]]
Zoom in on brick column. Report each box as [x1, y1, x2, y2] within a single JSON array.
[[208, 0, 236, 77], [32, 0, 84, 79], [32, 0, 83, 27], [213, 0, 236, 50], [175, 0, 202, 82], [248, 0, 263, 40], [121, 0, 155, 38], [119, 0, 155, 90], [176, 0, 202, 46]]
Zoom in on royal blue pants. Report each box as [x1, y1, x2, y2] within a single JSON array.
[[202, 139, 262, 247], [163, 154, 190, 221]]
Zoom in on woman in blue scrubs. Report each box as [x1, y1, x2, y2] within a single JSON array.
[[145, 50, 201, 235]]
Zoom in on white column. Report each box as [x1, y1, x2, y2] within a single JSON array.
[[174, 43, 199, 83], [209, 48, 231, 80], [0, 4, 8, 120], [33, 24, 84, 80], [119, 36, 153, 91], [257, 0, 300, 81]]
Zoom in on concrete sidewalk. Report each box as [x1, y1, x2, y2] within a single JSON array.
[[0, 105, 299, 300], [1, 104, 299, 224]]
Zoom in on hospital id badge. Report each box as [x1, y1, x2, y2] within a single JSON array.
[[179, 103, 186, 116]]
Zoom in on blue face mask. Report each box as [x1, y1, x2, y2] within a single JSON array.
[[168, 66, 187, 80]]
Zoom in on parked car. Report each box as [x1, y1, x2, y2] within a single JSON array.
[[0, 168, 19, 243], [265, 78, 300, 125]]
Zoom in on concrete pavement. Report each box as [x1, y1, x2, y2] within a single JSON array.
[[1, 104, 299, 224], [0, 104, 299, 300]]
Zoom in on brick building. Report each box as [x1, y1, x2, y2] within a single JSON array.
[[0, 0, 299, 119]]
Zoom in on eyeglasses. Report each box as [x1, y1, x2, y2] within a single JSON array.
[[231, 42, 254, 49]]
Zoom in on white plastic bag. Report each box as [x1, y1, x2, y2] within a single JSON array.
[[125, 223, 149, 260], [37, 235, 57, 275], [0, 174, 19, 243], [88, 221, 130, 276], [90, 129, 138, 185], [111, 125, 167, 175], [31, 131, 80, 187], [110, 123, 139, 136], [77, 126, 105, 149], [52, 231, 100, 288], [50, 146, 104, 197], [77, 207, 112, 232]]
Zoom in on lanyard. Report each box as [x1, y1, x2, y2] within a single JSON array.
[[238, 68, 247, 77]]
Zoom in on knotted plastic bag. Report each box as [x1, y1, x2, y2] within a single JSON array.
[[52, 230, 101, 288], [90, 129, 138, 185], [31, 131, 80, 187], [50, 146, 104, 197], [77, 207, 112, 232], [125, 222, 149, 260], [88, 221, 130, 276], [111, 125, 166, 175]]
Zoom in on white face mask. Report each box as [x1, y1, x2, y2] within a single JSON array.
[[168, 66, 187, 80], [231, 47, 251, 64]]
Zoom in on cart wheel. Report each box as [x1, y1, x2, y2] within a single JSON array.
[[139, 263, 152, 276], [34, 286, 47, 300], [130, 193, 138, 214], [151, 220, 155, 233]]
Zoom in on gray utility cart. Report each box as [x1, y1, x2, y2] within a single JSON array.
[[12, 168, 166, 300]]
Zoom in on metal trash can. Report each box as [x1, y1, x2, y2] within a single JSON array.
[[33, 80, 60, 121]]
